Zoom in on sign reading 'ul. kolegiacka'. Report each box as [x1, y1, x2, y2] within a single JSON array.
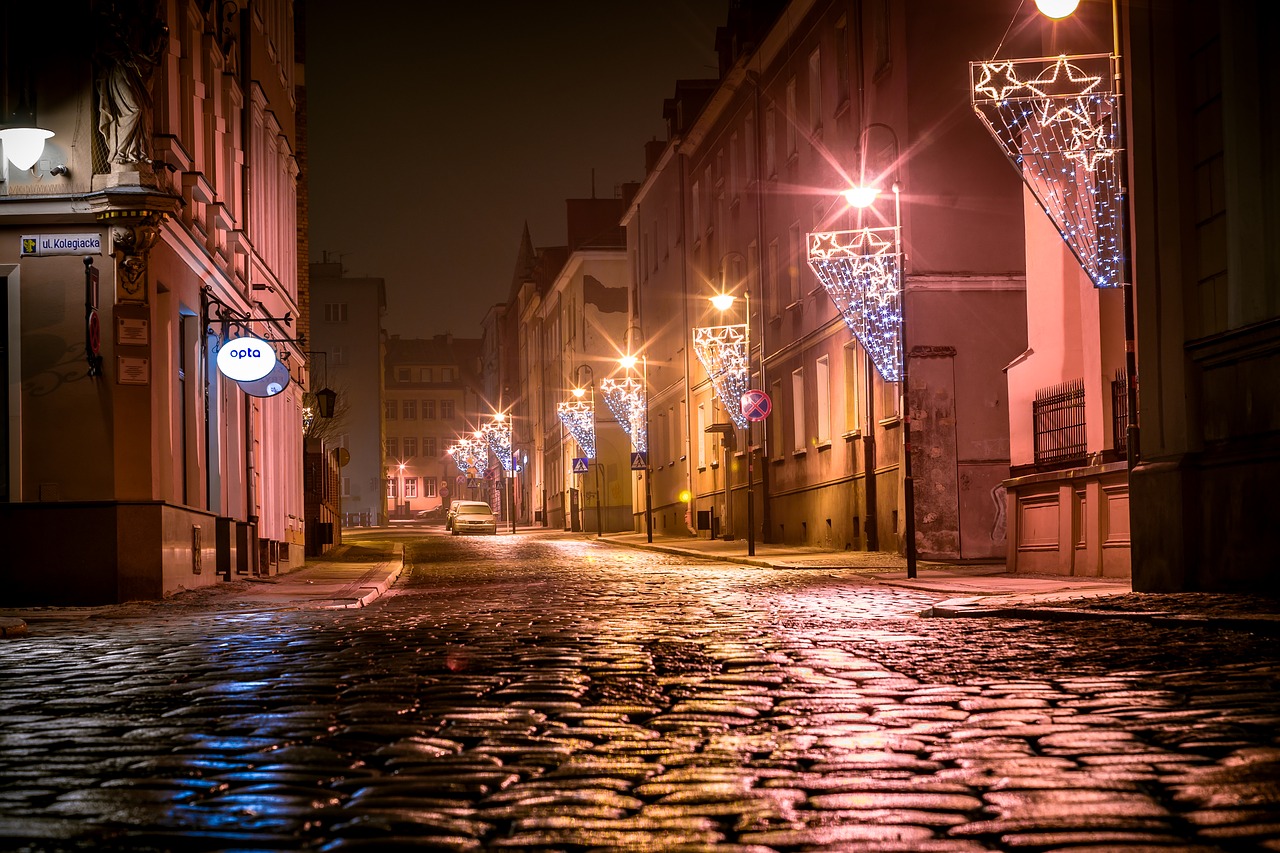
[[21, 234, 104, 256]]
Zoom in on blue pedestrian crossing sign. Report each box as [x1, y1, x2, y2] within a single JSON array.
[[631, 451, 648, 470], [572, 457, 590, 474]]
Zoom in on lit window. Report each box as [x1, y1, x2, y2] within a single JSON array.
[[424, 477, 437, 498], [403, 477, 418, 499]]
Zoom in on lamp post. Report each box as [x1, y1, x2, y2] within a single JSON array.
[[845, 123, 916, 579], [708, 279, 756, 557], [572, 364, 604, 539], [482, 412, 516, 534], [619, 352, 653, 543]]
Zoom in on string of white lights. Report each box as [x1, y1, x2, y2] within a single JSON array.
[[556, 399, 596, 459], [807, 227, 903, 382], [600, 376, 648, 454], [448, 436, 487, 476], [971, 53, 1125, 288], [693, 324, 751, 428], [481, 419, 513, 473]]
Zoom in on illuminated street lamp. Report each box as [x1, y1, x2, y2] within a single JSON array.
[[557, 364, 603, 538], [809, 122, 917, 579], [481, 412, 515, 534], [1034, 0, 1080, 18], [601, 337, 652, 543], [697, 255, 757, 556]]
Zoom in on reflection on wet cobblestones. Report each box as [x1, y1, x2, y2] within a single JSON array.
[[1, 533, 1278, 851]]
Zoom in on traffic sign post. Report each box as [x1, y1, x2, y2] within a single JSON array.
[[572, 457, 589, 474], [630, 451, 648, 471]]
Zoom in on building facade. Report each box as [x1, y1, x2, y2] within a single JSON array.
[[383, 334, 482, 520], [624, 0, 1028, 558], [308, 259, 385, 527], [0, 0, 306, 603]]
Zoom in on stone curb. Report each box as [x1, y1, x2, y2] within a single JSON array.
[[924, 602, 1280, 634]]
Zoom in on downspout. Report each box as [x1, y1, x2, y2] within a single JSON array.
[[677, 138, 697, 536]]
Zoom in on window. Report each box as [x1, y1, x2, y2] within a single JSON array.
[[816, 355, 831, 444], [844, 343, 862, 433], [332, 345, 346, 365], [386, 477, 397, 498], [323, 303, 348, 322], [744, 111, 756, 182], [697, 404, 707, 469], [692, 179, 701, 237], [396, 368, 410, 382], [871, 0, 891, 76], [424, 436, 437, 457], [771, 379, 784, 458], [424, 477, 437, 498], [808, 48, 822, 132], [442, 367, 454, 382], [764, 104, 776, 177], [423, 399, 436, 419], [729, 132, 739, 200], [788, 223, 802, 306], [441, 399, 455, 419], [835, 17, 850, 107], [385, 437, 398, 457], [403, 477, 418, 499], [341, 477, 350, 497], [403, 437, 417, 458], [785, 78, 798, 159], [766, 239, 780, 317], [403, 400, 416, 419], [384, 401, 397, 420], [792, 368, 806, 452], [420, 367, 433, 382]]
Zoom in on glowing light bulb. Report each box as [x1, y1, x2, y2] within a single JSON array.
[[1035, 0, 1080, 19], [0, 127, 53, 171], [843, 186, 880, 208], [709, 292, 736, 311]]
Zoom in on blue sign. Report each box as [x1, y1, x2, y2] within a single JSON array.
[[572, 457, 589, 474], [741, 388, 772, 422], [630, 451, 648, 471]]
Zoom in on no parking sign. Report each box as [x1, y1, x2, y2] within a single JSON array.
[[740, 389, 772, 422]]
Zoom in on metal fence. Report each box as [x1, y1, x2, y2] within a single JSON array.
[[1111, 368, 1129, 454], [1033, 378, 1087, 466]]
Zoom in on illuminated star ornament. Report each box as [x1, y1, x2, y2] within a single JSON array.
[[599, 376, 647, 454], [693, 325, 750, 428], [556, 399, 596, 459], [449, 436, 487, 477], [971, 53, 1125, 288], [482, 418, 513, 473], [807, 227, 903, 382]]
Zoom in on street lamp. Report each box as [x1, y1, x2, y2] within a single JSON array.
[[816, 122, 916, 579], [701, 266, 757, 556], [482, 412, 516, 534], [601, 337, 652, 543], [557, 364, 604, 538]]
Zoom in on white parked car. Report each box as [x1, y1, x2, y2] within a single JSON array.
[[450, 501, 498, 535]]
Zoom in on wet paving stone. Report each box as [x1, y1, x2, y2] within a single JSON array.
[[2, 532, 1280, 850]]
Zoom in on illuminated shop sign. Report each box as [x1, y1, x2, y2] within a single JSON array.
[[216, 335, 278, 382]]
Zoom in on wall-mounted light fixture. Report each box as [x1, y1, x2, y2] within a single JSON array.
[[0, 126, 53, 172]]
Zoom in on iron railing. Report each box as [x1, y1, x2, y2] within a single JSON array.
[[1111, 368, 1129, 454], [1033, 378, 1086, 466]]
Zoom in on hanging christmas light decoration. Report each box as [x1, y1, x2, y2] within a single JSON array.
[[449, 435, 487, 476], [971, 53, 1125, 288], [693, 324, 750, 428], [481, 417, 513, 473], [807, 227, 903, 382], [600, 376, 648, 454], [556, 398, 596, 459]]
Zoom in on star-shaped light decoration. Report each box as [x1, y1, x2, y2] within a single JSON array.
[[692, 325, 750, 428], [556, 398, 596, 459], [973, 61, 1025, 101], [971, 53, 1125, 288], [600, 376, 647, 454], [807, 227, 903, 382], [481, 417, 513, 473]]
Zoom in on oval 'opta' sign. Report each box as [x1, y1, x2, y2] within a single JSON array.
[[216, 335, 278, 382]]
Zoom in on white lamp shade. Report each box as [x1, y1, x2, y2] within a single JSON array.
[[843, 186, 881, 209], [1035, 0, 1080, 18], [0, 127, 54, 171]]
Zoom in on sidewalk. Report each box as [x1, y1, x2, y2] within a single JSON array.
[[586, 530, 1280, 633]]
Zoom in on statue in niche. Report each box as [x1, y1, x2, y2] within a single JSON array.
[[94, 0, 168, 166]]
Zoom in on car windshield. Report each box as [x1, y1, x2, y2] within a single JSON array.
[[458, 505, 491, 515]]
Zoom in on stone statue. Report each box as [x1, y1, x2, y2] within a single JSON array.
[[94, 1, 168, 166]]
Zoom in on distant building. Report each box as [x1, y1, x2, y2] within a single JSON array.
[[308, 260, 386, 527], [383, 334, 482, 520]]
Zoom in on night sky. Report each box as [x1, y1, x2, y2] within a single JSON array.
[[305, 1, 728, 339]]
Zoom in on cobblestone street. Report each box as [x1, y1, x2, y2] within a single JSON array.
[[2, 531, 1278, 851]]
